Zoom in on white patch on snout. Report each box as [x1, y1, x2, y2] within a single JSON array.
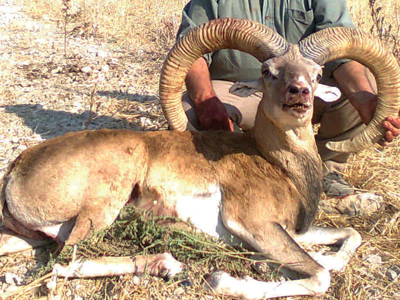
[[297, 75, 309, 87], [293, 75, 312, 94], [175, 185, 222, 237]]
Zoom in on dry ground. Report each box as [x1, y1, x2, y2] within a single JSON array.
[[0, 0, 399, 299]]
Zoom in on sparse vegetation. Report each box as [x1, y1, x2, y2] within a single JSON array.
[[0, 0, 399, 299]]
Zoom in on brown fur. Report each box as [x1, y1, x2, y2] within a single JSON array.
[[1, 128, 315, 244]]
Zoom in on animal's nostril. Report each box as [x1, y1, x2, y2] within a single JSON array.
[[288, 85, 310, 95], [288, 86, 299, 94]]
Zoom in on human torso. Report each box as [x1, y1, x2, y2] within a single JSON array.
[[209, 0, 316, 81]]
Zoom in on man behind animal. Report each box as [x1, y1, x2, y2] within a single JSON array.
[[178, 0, 400, 204]]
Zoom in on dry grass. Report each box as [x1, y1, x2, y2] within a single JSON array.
[[24, 0, 187, 52], [0, 0, 399, 299], [348, 0, 400, 59]]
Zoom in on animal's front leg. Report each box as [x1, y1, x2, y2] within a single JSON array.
[[207, 216, 331, 299], [53, 253, 184, 280], [293, 226, 362, 271]]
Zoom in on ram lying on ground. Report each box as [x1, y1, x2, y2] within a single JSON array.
[[1, 18, 400, 299]]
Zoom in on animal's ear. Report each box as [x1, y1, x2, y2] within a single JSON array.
[[315, 84, 341, 102], [229, 78, 263, 97]]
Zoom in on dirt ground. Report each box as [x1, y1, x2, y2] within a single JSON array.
[[0, 0, 399, 299]]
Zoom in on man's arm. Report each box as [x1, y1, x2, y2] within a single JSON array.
[[185, 57, 233, 131], [177, 0, 232, 131], [333, 61, 400, 145]]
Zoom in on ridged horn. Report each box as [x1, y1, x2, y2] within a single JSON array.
[[299, 27, 400, 153], [159, 18, 289, 131]]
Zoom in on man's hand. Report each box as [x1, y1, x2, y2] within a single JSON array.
[[348, 93, 400, 146], [185, 57, 234, 131], [195, 96, 234, 131], [381, 116, 400, 145]]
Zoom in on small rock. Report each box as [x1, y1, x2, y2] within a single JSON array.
[[364, 254, 382, 265], [10, 137, 20, 143], [5, 272, 23, 285], [51, 66, 63, 74], [5, 284, 18, 293], [108, 58, 119, 65], [173, 287, 185, 296], [132, 276, 140, 285], [1, 52, 10, 60], [81, 66, 92, 74], [387, 265, 400, 281], [387, 269, 398, 281], [17, 61, 30, 67], [25, 20, 41, 32], [101, 65, 110, 72], [97, 50, 108, 58], [140, 117, 152, 127], [35, 38, 48, 44]]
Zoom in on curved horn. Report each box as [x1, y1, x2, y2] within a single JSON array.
[[159, 18, 289, 131], [299, 27, 400, 153]]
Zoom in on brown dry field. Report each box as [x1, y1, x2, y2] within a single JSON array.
[[0, 0, 399, 299]]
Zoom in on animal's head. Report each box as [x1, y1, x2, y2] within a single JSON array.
[[159, 18, 400, 152], [229, 45, 340, 129]]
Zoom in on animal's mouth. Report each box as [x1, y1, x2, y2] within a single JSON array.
[[283, 102, 311, 115]]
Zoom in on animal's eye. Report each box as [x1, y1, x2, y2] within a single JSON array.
[[263, 69, 271, 77], [263, 69, 277, 80]]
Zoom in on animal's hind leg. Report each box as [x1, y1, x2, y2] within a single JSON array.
[[0, 208, 52, 255], [293, 226, 362, 272], [0, 229, 51, 256]]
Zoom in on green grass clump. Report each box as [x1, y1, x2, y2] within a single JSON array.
[[31, 206, 275, 287]]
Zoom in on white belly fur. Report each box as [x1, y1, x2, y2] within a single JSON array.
[[174, 185, 225, 238]]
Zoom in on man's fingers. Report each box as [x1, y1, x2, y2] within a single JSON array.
[[384, 131, 394, 143], [386, 116, 400, 129], [378, 116, 400, 146], [383, 119, 400, 137]]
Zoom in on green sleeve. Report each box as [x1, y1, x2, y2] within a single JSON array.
[[176, 0, 219, 66], [312, 0, 355, 78]]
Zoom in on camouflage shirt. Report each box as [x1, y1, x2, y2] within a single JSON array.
[[177, 0, 354, 82]]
